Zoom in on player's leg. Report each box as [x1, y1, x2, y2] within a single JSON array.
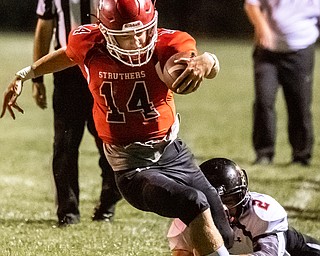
[[114, 139, 231, 255], [188, 165, 234, 249], [157, 138, 234, 248], [189, 208, 227, 255], [115, 167, 229, 256], [285, 227, 320, 256]]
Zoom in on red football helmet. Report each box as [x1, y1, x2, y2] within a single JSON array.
[[97, 0, 158, 66]]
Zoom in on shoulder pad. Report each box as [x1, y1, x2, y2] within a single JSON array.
[[250, 192, 287, 221]]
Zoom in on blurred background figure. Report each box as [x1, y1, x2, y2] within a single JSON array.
[[244, 0, 320, 166], [33, 0, 121, 226]]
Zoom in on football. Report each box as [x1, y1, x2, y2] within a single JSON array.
[[162, 52, 192, 93]]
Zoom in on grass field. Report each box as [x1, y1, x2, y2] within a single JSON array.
[[0, 33, 319, 255]]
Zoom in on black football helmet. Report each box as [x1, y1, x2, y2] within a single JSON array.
[[200, 158, 250, 214]]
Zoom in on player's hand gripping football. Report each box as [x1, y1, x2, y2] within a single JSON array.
[[1, 77, 24, 119], [173, 52, 218, 94]]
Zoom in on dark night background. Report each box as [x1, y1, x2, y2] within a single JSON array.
[[0, 0, 252, 37]]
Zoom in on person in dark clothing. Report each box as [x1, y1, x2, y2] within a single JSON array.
[[32, 0, 122, 226], [244, 0, 319, 166]]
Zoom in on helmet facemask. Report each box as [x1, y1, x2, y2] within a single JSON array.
[[217, 169, 250, 222], [216, 171, 250, 210], [99, 11, 158, 67]]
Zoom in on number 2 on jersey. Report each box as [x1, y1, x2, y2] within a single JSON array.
[[253, 199, 270, 211]]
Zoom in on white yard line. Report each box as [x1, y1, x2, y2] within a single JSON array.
[[286, 180, 317, 209]]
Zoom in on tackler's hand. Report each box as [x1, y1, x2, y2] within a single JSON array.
[[223, 204, 234, 225], [1, 77, 24, 119]]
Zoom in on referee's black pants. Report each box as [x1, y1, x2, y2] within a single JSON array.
[[52, 66, 121, 221], [252, 45, 314, 162]]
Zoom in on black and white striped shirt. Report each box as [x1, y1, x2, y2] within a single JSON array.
[[36, 0, 98, 49]]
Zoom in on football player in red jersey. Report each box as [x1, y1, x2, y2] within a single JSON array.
[[1, 0, 233, 255]]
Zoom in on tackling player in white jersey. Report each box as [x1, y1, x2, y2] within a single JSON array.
[[168, 158, 320, 256]]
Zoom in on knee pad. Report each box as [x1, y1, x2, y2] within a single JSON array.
[[176, 188, 209, 225]]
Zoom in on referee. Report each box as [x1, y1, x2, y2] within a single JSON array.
[[32, 0, 122, 226]]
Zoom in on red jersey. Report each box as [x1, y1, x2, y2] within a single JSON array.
[[66, 25, 197, 145]]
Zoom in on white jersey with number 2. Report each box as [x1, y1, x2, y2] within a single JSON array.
[[167, 192, 289, 255]]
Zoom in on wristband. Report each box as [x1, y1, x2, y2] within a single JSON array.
[[204, 52, 220, 78], [205, 52, 220, 69], [15, 66, 35, 81]]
